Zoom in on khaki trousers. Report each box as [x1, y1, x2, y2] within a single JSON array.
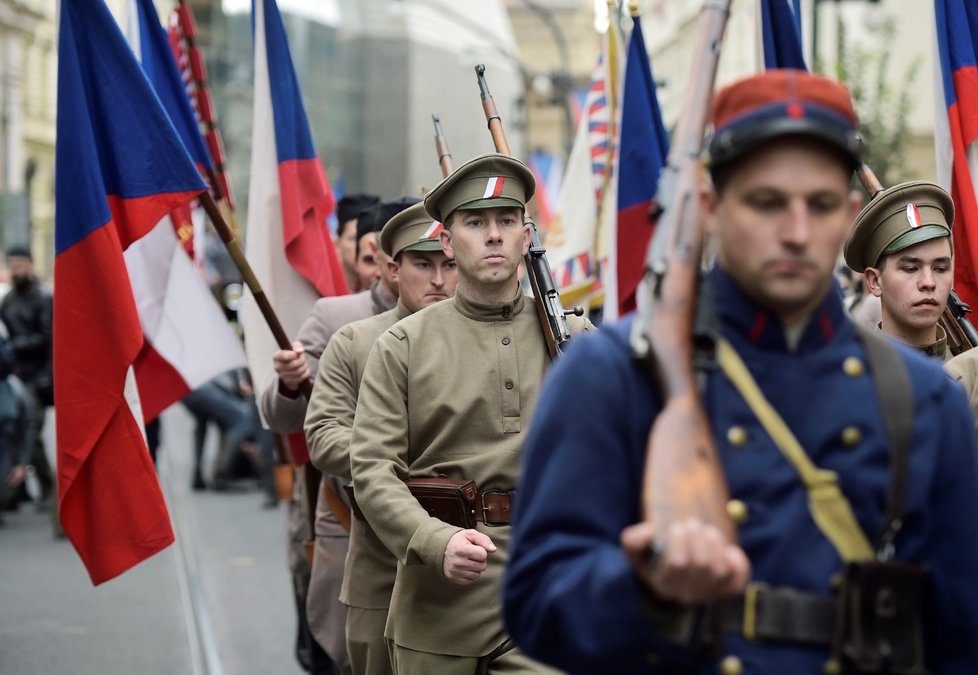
[[387, 638, 559, 675], [347, 606, 393, 675]]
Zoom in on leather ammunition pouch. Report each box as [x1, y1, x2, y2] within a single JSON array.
[[833, 560, 928, 675], [343, 477, 515, 529]]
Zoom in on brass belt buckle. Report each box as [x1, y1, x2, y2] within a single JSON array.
[[480, 489, 510, 526], [742, 581, 768, 641]]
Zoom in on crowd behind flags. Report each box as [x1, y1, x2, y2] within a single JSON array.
[[54, 0, 212, 584], [934, 0, 978, 311], [240, 0, 347, 460]]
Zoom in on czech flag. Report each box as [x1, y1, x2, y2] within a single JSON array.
[[55, 0, 206, 584], [124, 0, 246, 422], [934, 0, 978, 309], [759, 0, 806, 70], [241, 0, 348, 405], [613, 12, 669, 317]]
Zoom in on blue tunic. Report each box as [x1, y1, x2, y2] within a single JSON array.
[[503, 267, 978, 674]]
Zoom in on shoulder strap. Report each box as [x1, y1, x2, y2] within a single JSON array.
[[852, 325, 915, 559], [717, 338, 875, 562]]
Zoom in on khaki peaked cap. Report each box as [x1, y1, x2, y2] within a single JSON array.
[[843, 181, 954, 272], [379, 202, 445, 259], [423, 153, 535, 223]]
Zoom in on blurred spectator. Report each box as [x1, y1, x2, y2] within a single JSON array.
[[0, 245, 53, 502], [0, 324, 34, 525], [182, 372, 252, 491]]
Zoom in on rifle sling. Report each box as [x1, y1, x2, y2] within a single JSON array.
[[852, 325, 914, 557]]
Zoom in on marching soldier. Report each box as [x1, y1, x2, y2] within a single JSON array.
[[843, 181, 955, 361], [336, 193, 382, 293], [503, 70, 978, 673], [304, 202, 458, 675], [259, 198, 416, 675], [348, 154, 590, 674]]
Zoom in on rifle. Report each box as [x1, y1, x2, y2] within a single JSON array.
[[433, 114, 454, 177], [474, 65, 582, 359], [856, 164, 978, 355], [639, 0, 735, 543]]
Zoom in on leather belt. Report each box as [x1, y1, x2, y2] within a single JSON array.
[[475, 489, 515, 526], [721, 583, 836, 646]]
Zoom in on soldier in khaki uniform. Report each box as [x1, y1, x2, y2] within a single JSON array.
[[304, 202, 458, 675], [349, 154, 589, 674], [260, 198, 417, 675], [843, 181, 955, 362]]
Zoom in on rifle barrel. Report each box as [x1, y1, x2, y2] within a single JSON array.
[[432, 114, 454, 177]]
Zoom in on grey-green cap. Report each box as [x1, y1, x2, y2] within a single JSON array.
[[423, 153, 535, 223], [379, 202, 445, 259], [843, 180, 953, 272]]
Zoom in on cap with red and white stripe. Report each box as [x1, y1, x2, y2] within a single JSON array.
[[423, 152, 536, 223], [380, 202, 448, 258], [843, 180, 954, 272]]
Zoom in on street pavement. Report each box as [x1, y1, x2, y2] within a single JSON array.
[[0, 405, 306, 675]]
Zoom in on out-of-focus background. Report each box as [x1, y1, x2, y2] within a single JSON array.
[[0, 0, 939, 278]]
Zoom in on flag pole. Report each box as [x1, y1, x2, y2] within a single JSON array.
[[171, 0, 240, 231], [198, 190, 308, 394]]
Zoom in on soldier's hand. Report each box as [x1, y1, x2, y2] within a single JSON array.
[[273, 341, 310, 391], [620, 518, 750, 605], [443, 529, 497, 585]]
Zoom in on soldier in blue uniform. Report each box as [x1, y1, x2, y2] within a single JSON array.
[[503, 70, 978, 674]]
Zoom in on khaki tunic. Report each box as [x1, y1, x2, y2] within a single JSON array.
[[305, 302, 412, 612], [258, 282, 395, 673], [945, 347, 978, 419], [259, 286, 392, 435], [349, 290, 589, 658], [875, 322, 952, 363]]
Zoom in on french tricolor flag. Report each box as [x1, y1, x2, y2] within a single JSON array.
[[242, 0, 348, 402], [934, 0, 978, 309], [124, 0, 246, 422], [55, 0, 209, 584]]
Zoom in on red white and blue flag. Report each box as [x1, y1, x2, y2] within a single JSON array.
[[55, 0, 208, 584], [548, 27, 623, 306], [241, 0, 348, 410], [611, 13, 669, 318], [124, 0, 246, 422], [934, 0, 978, 308], [759, 0, 806, 70]]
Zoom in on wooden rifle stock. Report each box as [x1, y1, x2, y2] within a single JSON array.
[[855, 164, 977, 355], [433, 114, 454, 178], [640, 0, 734, 542], [473, 65, 582, 359]]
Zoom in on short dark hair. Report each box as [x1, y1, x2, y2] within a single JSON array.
[[5, 244, 31, 260]]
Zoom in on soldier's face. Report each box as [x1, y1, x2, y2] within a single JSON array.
[[440, 207, 529, 289], [337, 219, 358, 275], [355, 232, 382, 289], [704, 138, 862, 326], [390, 250, 458, 313], [865, 237, 953, 336]]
